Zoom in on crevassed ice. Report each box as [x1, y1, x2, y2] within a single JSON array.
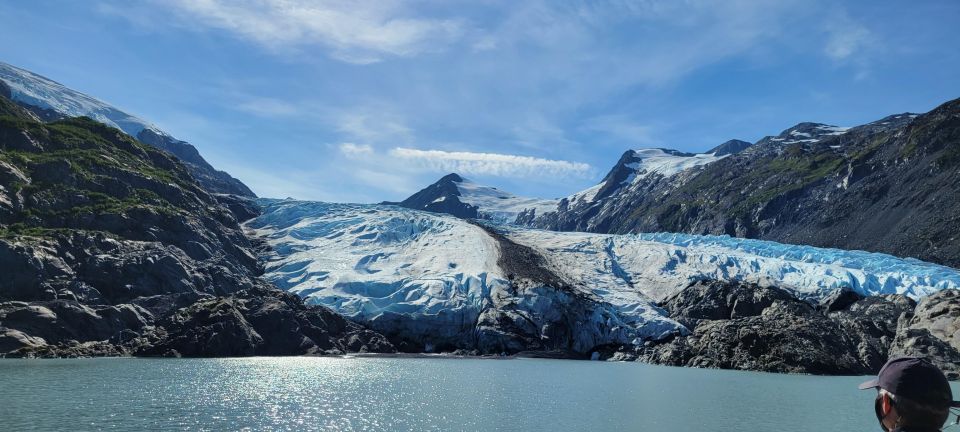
[[248, 199, 960, 348], [247, 199, 686, 346], [633, 232, 960, 299]]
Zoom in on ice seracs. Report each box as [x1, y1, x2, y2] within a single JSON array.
[[247, 199, 960, 353], [247, 199, 684, 353]]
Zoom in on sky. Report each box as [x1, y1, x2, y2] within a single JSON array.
[[0, 1, 958, 202]]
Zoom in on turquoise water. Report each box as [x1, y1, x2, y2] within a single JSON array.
[[0, 357, 956, 431]]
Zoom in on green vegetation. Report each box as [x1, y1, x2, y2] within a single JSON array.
[[0, 98, 202, 240]]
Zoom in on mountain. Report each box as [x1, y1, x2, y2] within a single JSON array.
[[0, 61, 254, 197], [532, 100, 960, 268], [248, 198, 960, 372], [397, 147, 738, 225], [400, 98, 960, 268], [394, 173, 559, 224], [0, 91, 390, 357], [707, 139, 752, 156]]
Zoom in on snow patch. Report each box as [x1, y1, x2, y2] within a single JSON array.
[[625, 149, 728, 180]]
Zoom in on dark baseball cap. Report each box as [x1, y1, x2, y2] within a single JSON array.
[[859, 357, 960, 408]]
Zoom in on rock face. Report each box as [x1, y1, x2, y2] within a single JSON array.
[[890, 289, 960, 379], [135, 286, 395, 357], [628, 281, 919, 375], [0, 92, 388, 358], [392, 173, 480, 219], [707, 139, 753, 156]]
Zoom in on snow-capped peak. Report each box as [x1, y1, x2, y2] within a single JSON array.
[[396, 173, 559, 224], [0, 61, 165, 138], [454, 176, 559, 223]]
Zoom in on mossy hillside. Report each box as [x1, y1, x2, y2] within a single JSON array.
[[0, 110, 216, 240]]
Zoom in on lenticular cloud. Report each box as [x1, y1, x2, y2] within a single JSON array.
[[390, 147, 592, 178]]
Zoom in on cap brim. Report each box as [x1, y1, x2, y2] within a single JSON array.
[[858, 378, 880, 390]]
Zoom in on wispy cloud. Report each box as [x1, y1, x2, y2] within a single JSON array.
[[824, 18, 873, 60], [338, 142, 374, 159], [579, 115, 656, 147], [335, 109, 413, 143], [389, 148, 592, 178], [234, 96, 301, 118], [161, 0, 465, 64]]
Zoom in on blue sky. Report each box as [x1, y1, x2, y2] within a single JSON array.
[[1, 1, 958, 202]]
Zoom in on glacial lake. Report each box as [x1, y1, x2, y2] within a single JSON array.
[[1, 357, 957, 431]]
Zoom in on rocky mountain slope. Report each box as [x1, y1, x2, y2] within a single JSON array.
[[532, 104, 960, 267], [248, 198, 960, 372], [400, 98, 960, 269], [0, 91, 391, 357], [0, 61, 253, 197]]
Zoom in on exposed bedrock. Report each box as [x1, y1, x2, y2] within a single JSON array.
[[135, 286, 396, 357], [889, 289, 960, 379], [620, 280, 930, 375]]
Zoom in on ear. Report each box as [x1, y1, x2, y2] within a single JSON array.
[[881, 393, 893, 416]]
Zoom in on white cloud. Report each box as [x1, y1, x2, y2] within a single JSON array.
[[234, 96, 300, 118], [824, 22, 872, 60], [162, 0, 465, 64], [389, 148, 592, 178], [336, 110, 413, 143], [339, 142, 374, 159]]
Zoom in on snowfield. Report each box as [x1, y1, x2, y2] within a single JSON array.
[[247, 199, 960, 352], [624, 148, 728, 181], [0, 61, 163, 138], [455, 177, 559, 223]]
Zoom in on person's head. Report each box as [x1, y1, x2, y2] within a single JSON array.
[[859, 357, 959, 431]]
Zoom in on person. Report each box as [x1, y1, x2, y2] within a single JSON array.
[[859, 357, 960, 431]]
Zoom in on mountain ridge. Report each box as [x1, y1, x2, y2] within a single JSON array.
[[398, 96, 960, 267], [0, 61, 254, 197]]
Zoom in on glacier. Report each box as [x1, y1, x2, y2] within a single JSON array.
[[246, 199, 960, 353]]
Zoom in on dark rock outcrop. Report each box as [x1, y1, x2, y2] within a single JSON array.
[[707, 139, 752, 156], [135, 287, 395, 357], [889, 289, 960, 379], [628, 281, 918, 375], [391, 173, 480, 219]]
